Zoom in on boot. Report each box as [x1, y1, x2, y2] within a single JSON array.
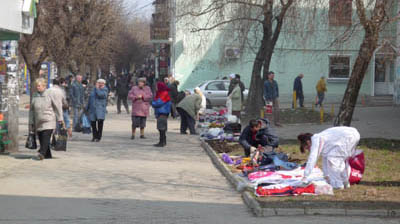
[[162, 131, 167, 146], [153, 131, 164, 147]]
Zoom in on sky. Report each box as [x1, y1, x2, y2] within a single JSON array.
[[124, 0, 154, 17]]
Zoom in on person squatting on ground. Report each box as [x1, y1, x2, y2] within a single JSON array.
[[263, 71, 282, 127], [86, 79, 108, 142], [176, 91, 202, 135], [152, 82, 172, 147], [128, 77, 153, 140], [69, 75, 84, 132], [316, 76, 327, 107], [116, 73, 130, 114], [239, 119, 279, 157], [297, 126, 360, 189], [228, 78, 242, 120], [293, 73, 304, 108], [29, 78, 64, 160]]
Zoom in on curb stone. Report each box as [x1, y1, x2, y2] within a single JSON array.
[[200, 139, 400, 218]]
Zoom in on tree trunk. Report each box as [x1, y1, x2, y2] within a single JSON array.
[[334, 34, 378, 126], [28, 67, 41, 98], [245, 37, 268, 117], [57, 65, 68, 78]]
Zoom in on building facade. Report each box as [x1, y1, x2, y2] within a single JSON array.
[[0, 0, 36, 152], [170, 0, 399, 105]]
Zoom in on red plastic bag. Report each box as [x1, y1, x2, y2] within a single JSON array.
[[348, 150, 365, 185], [265, 103, 273, 115]]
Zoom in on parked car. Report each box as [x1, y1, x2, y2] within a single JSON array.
[[188, 80, 248, 109]]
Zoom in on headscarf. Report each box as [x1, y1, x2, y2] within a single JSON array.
[[155, 81, 171, 102]]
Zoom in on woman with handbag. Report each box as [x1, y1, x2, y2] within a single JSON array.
[[29, 78, 64, 160]]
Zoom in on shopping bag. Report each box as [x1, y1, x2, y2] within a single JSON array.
[[81, 113, 91, 134], [25, 132, 37, 150], [265, 102, 273, 115], [348, 150, 365, 185], [51, 128, 68, 151]]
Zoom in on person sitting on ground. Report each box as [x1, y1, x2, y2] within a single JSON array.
[[239, 119, 279, 157], [297, 126, 360, 189]]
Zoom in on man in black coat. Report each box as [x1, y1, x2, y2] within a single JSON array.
[[235, 74, 245, 101], [116, 73, 130, 114], [293, 73, 304, 108], [239, 119, 279, 157]]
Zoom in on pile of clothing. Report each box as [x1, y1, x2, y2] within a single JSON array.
[[221, 149, 334, 197], [199, 110, 241, 141]]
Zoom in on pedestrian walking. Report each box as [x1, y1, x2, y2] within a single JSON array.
[[29, 78, 63, 160], [235, 74, 245, 102], [177, 92, 202, 135], [228, 79, 242, 120], [293, 74, 304, 108], [316, 76, 327, 107], [128, 77, 153, 140], [116, 74, 130, 114], [227, 74, 236, 96], [86, 79, 108, 142], [69, 75, 84, 132], [152, 82, 172, 147], [169, 80, 179, 118], [263, 71, 282, 127], [53, 78, 72, 137]]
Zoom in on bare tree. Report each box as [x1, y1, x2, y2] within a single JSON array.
[[19, 0, 53, 96], [112, 16, 151, 73], [178, 0, 323, 117], [334, 0, 398, 126]]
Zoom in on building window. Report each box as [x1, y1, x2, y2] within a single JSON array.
[[329, 0, 352, 26], [329, 56, 350, 79]]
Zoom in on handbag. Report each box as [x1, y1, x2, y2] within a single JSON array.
[[81, 113, 92, 134], [51, 128, 68, 151], [25, 132, 37, 150]]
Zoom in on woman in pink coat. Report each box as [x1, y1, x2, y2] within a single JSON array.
[[128, 78, 153, 139]]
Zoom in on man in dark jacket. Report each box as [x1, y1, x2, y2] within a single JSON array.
[[116, 74, 130, 114], [70, 75, 84, 132], [168, 80, 179, 118], [239, 119, 279, 157], [293, 73, 304, 108], [235, 74, 245, 101]]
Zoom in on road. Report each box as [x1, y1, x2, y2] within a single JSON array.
[[0, 107, 398, 224]]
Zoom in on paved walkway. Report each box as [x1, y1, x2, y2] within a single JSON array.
[[0, 107, 398, 223], [276, 106, 400, 140]]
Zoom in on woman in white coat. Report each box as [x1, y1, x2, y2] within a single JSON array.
[[194, 87, 206, 116], [297, 126, 360, 189]]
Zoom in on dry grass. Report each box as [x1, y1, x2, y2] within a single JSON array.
[[209, 140, 400, 202]]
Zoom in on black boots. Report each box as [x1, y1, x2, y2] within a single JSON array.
[[154, 130, 166, 147]]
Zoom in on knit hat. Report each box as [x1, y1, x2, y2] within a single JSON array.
[[97, 79, 106, 84], [229, 74, 235, 79]]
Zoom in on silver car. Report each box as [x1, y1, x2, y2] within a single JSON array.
[[189, 80, 248, 108]]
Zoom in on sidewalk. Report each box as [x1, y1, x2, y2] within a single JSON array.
[[275, 106, 400, 140], [1, 107, 397, 223]]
